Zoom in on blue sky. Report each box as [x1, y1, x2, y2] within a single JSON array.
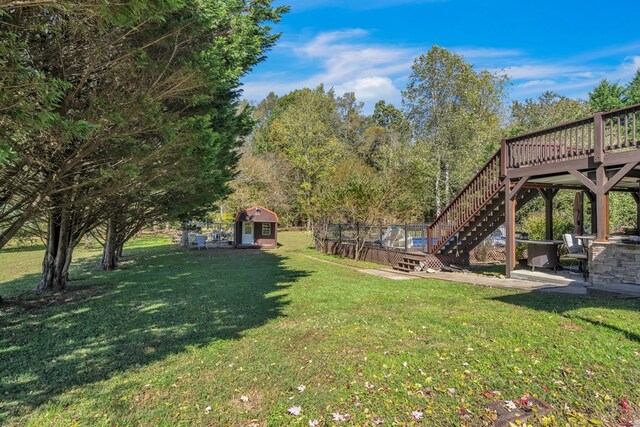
[[242, 0, 640, 113]]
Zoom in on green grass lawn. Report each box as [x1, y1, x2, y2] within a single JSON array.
[[1, 232, 640, 426]]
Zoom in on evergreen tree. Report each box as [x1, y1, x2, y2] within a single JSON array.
[[624, 69, 640, 105], [589, 79, 625, 112], [0, 1, 287, 290]]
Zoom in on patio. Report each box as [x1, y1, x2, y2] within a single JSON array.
[[503, 106, 640, 288]]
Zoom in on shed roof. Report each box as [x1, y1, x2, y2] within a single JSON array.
[[235, 206, 279, 223]]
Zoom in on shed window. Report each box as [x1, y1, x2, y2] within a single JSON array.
[[262, 223, 272, 235]]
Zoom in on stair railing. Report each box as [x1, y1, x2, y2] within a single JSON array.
[[428, 150, 504, 253]]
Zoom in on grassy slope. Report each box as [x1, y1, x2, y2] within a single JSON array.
[[1, 232, 639, 426]]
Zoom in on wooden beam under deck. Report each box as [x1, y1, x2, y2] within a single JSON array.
[[506, 150, 640, 181], [539, 188, 558, 240], [505, 179, 516, 278]]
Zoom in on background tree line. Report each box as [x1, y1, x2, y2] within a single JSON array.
[[225, 48, 640, 238], [0, 0, 287, 291]]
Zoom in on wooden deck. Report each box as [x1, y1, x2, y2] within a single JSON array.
[[420, 103, 640, 279]]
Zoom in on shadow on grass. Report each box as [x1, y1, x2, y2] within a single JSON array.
[[491, 292, 640, 343], [0, 244, 306, 421], [0, 244, 46, 254]]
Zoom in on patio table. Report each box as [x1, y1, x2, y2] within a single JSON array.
[[516, 239, 563, 271]]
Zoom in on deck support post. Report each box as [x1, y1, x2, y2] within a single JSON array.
[[594, 113, 604, 163], [505, 179, 517, 278], [595, 166, 610, 241], [539, 188, 558, 240], [584, 191, 597, 235], [633, 184, 640, 234], [573, 191, 584, 236]]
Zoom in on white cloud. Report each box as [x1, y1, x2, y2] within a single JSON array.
[[243, 29, 415, 112], [242, 26, 640, 112], [498, 64, 583, 80], [520, 79, 556, 88], [334, 76, 399, 102], [509, 55, 640, 100]]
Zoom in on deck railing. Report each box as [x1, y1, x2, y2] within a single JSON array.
[[505, 103, 640, 169], [427, 150, 504, 253], [602, 103, 640, 152]]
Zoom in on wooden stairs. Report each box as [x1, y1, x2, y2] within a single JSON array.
[[394, 253, 428, 273], [393, 148, 538, 272]]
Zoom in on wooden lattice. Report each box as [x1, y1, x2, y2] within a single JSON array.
[[317, 240, 472, 269]]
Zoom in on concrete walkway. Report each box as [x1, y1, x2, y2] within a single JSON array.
[[415, 270, 585, 293], [300, 253, 640, 297], [411, 269, 640, 297]]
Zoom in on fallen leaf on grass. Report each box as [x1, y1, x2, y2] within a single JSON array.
[[288, 406, 301, 416], [503, 400, 518, 411], [332, 412, 350, 422], [458, 407, 471, 417], [411, 410, 424, 420], [620, 397, 631, 412]]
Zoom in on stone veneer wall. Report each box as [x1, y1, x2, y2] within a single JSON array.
[[590, 242, 640, 286]]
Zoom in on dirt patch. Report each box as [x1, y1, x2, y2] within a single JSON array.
[[229, 389, 266, 413], [561, 321, 583, 332], [0, 284, 110, 311]]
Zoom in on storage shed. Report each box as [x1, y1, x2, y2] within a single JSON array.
[[234, 206, 278, 248]]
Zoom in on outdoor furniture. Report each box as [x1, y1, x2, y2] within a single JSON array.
[[563, 234, 588, 280], [516, 239, 563, 271], [194, 235, 207, 249]]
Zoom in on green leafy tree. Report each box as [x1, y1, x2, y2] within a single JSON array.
[[507, 92, 591, 225], [256, 86, 344, 227], [508, 92, 591, 137], [402, 46, 507, 216]]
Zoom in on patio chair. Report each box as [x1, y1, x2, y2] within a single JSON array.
[[563, 234, 588, 280], [194, 235, 207, 250]]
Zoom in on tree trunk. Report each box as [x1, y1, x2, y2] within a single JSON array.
[[101, 218, 118, 271], [444, 161, 450, 206], [0, 196, 41, 250], [36, 209, 71, 292], [435, 159, 442, 216], [180, 221, 189, 248], [62, 243, 74, 282]]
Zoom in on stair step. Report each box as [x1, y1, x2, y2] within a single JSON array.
[[401, 254, 427, 262], [397, 261, 422, 268]]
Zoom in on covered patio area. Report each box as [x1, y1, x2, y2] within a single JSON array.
[[503, 105, 640, 287]]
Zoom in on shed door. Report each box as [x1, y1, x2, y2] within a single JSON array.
[[241, 222, 254, 245]]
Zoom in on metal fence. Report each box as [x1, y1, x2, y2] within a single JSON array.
[[320, 223, 435, 253], [318, 222, 508, 262]]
